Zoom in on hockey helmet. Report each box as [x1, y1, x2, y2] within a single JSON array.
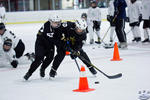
[[81, 13, 87, 19], [75, 19, 87, 34], [3, 39, 12, 52], [90, 0, 97, 8], [49, 14, 61, 28], [0, 23, 5, 30], [90, 0, 97, 4]]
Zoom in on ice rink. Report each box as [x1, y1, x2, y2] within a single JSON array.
[[0, 21, 150, 100]]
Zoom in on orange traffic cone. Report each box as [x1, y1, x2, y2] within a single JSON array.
[[111, 42, 122, 61], [73, 66, 95, 92]]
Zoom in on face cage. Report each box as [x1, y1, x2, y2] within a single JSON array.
[[50, 21, 61, 28], [3, 45, 12, 52]]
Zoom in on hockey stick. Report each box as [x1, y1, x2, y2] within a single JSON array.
[[97, 14, 118, 48], [70, 49, 122, 79], [101, 26, 111, 42], [74, 58, 80, 72], [66, 41, 81, 72]]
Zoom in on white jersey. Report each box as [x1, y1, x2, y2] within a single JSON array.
[[141, 0, 150, 20], [0, 37, 16, 64], [87, 7, 101, 22], [108, 0, 115, 16], [0, 29, 20, 49], [0, 6, 6, 17], [128, 1, 142, 23]]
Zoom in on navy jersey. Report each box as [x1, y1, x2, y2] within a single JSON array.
[[114, 0, 127, 19]]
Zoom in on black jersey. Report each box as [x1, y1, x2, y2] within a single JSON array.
[[37, 21, 62, 45], [63, 22, 87, 50]]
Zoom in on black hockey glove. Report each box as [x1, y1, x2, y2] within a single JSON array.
[[70, 49, 80, 59], [11, 60, 18, 68], [71, 50, 80, 56], [70, 54, 77, 59], [125, 17, 129, 22]]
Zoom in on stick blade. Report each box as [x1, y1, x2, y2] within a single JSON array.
[[103, 43, 114, 49], [107, 73, 122, 79]]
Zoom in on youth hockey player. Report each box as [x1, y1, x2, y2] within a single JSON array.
[[141, 0, 150, 43], [107, 0, 116, 42], [0, 3, 6, 23], [24, 15, 67, 80], [0, 23, 25, 68], [65, 19, 97, 75], [81, 13, 87, 21], [0, 38, 18, 68], [81, 13, 88, 44], [128, 0, 142, 42], [87, 0, 101, 44], [49, 19, 97, 78], [114, 0, 127, 49]]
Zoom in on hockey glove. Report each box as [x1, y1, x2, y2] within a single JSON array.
[[71, 50, 80, 56], [70, 54, 77, 59], [11, 60, 18, 68], [125, 17, 129, 22]]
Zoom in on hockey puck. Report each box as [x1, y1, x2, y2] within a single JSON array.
[[95, 81, 99, 84]]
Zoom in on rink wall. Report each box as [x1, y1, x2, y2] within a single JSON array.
[[5, 8, 108, 24]]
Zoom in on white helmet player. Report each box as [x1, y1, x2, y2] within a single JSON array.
[[49, 14, 61, 28], [75, 19, 87, 30]]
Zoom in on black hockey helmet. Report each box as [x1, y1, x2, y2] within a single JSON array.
[[130, 0, 136, 3], [90, 0, 97, 4], [4, 39, 12, 46], [3, 39, 12, 52], [81, 13, 87, 18], [0, 23, 5, 30], [90, 0, 97, 8]]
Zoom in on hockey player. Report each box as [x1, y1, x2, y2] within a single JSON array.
[[81, 13, 88, 44], [107, 0, 116, 42], [0, 3, 6, 23], [81, 13, 87, 21], [24, 15, 67, 80], [0, 23, 25, 68], [87, 0, 101, 44], [65, 19, 97, 75], [0, 38, 18, 68], [141, 0, 150, 43], [114, 0, 127, 49], [50, 19, 97, 78], [128, 0, 142, 42]]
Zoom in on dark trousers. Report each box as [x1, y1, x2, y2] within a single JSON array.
[[14, 39, 25, 58], [93, 21, 101, 31], [27, 39, 54, 75], [51, 44, 66, 71], [115, 19, 127, 43]]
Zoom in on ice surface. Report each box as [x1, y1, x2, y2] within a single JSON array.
[[0, 21, 150, 100]]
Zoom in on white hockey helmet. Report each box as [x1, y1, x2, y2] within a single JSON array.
[[49, 14, 61, 28], [75, 19, 87, 30]]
